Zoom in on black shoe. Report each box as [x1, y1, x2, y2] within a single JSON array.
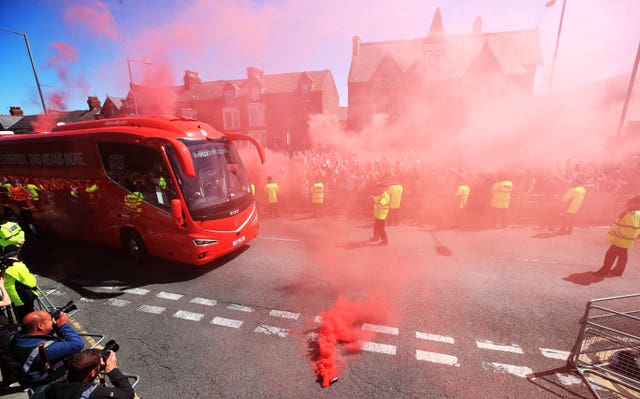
[[379, 241, 388, 246], [592, 270, 608, 276]]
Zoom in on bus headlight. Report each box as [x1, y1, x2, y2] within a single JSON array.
[[193, 238, 219, 247]]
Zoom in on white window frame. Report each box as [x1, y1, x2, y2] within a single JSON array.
[[247, 103, 266, 127], [222, 107, 241, 130]]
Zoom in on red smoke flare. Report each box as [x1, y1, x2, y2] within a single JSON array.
[[313, 295, 389, 387], [63, 0, 119, 40]]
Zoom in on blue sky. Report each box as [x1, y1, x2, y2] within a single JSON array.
[[1, 0, 639, 116]]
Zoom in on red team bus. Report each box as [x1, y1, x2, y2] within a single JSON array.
[[0, 116, 264, 265]]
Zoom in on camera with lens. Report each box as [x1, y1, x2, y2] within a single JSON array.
[[50, 300, 78, 319], [101, 339, 120, 361]]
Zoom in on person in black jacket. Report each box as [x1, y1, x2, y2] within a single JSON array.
[[30, 348, 134, 399]]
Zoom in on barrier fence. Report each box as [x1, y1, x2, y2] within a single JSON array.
[[256, 191, 630, 226]]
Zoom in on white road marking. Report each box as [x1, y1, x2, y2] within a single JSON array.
[[228, 304, 254, 312], [106, 298, 130, 307], [157, 292, 183, 300], [137, 305, 165, 314], [362, 323, 399, 335], [255, 325, 288, 337], [190, 297, 217, 307], [476, 340, 524, 354], [270, 309, 300, 320], [123, 288, 150, 295], [43, 289, 64, 296], [361, 341, 397, 355], [416, 332, 455, 344], [556, 373, 583, 385], [416, 350, 460, 367], [540, 348, 569, 360], [258, 236, 299, 242], [482, 362, 532, 378], [94, 286, 117, 291], [314, 315, 322, 323], [80, 297, 95, 303], [211, 317, 243, 328], [173, 310, 204, 321]]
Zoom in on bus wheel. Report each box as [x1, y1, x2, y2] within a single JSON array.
[[120, 229, 146, 261]]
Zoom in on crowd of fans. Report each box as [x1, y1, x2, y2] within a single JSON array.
[[257, 148, 640, 200]]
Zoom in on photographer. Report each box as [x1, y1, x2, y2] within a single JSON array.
[[8, 310, 83, 387], [30, 349, 134, 399]]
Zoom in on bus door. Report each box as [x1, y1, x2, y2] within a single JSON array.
[[97, 143, 179, 252]]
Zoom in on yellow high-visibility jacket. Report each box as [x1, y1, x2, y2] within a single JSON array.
[[373, 191, 390, 220], [0, 221, 24, 249], [490, 181, 513, 209], [607, 210, 640, 249], [387, 185, 403, 209], [455, 185, 470, 209], [4, 260, 37, 306], [311, 182, 324, 204], [562, 186, 586, 214], [265, 183, 279, 204]]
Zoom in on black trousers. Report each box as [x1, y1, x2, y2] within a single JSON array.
[[372, 218, 388, 244], [598, 245, 628, 276]]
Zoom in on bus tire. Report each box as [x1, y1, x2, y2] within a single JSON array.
[[120, 229, 146, 261]]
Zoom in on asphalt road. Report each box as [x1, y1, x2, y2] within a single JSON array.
[[16, 214, 640, 399]]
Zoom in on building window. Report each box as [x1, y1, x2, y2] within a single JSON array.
[[222, 107, 241, 130], [247, 103, 265, 127], [374, 77, 401, 89], [250, 86, 261, 102], [224, 88, 236, 104]]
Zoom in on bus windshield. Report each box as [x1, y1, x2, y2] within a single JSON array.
[[169, 138, 253, 221]]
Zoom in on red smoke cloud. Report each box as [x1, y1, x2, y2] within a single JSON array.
[[63, 0, 119, 40], [313, 295, 391, 387]]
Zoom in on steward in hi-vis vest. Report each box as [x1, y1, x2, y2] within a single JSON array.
[[594, 195, 640, 277], [311, 181, 325, 218], [558, 185, 586, 235], [370, 183, 390, 245], [490, 180, 512, 228], [264, 176, 279, 218]]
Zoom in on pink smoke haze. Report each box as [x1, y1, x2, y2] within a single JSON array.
[[63, 0, 119, 40]]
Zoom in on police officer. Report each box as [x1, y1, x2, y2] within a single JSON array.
[[370, 183, 390, 245], [594, 195, 640, 277], [2, 252, 37, 322], [0, 215, 25, 256], [264, 176, 279, 218], [558, 183, 586, 235]]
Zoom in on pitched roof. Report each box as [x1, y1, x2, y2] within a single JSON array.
[[349, 28, 542, 83], [176, 70, 334, 102]]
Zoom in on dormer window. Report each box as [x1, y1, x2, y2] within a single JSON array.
[[300, 82, 310, 93], [250, 86, 261, 102], [224, 86, 236, 104]]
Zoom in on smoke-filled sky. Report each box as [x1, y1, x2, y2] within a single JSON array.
[[0, 0, 638, 116]]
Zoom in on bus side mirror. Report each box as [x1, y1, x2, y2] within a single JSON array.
[[171, 199, 184, 227]]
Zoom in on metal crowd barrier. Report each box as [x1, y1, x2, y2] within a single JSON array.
[[567, 293, 640, 398]]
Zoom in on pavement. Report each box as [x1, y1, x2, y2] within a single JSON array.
[[0, 385, 28, 398]]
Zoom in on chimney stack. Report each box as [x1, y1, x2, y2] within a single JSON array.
[[246, 66, 263, 80], [472, 16, 483, 34], [9, 107, 24, 116], [352, 36, 361, 57], [87, 96, 101, 110], [183, 70, 201, 90]]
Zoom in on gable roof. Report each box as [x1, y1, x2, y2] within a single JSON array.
[[176, 70, 334, 103], [349, 28, 541, 83]]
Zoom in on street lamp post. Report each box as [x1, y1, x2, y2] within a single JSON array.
[[1, 27, 47, 115], [126, 58, 151, 117], [546, 0, 567, 93]]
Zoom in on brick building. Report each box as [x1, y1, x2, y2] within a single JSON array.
[[347, 8, 543, 133]]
